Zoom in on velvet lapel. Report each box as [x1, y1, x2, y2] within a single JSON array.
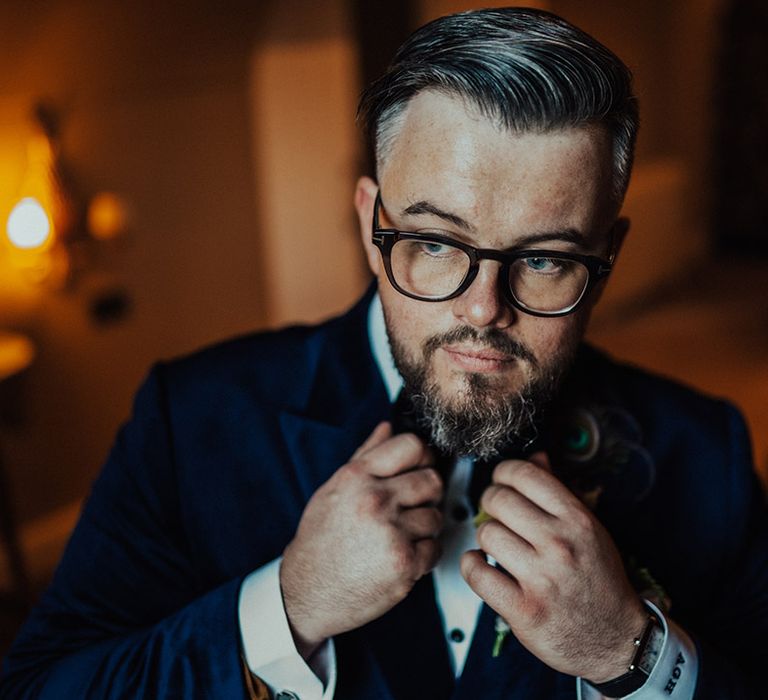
[[276, 288, 454, 698], [277, 287, 392, 501]]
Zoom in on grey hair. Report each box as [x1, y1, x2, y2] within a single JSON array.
[[358, 8, 639, 205]]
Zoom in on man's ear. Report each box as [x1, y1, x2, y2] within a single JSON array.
[[610, 216, 630, 261], [354, 176, 381, 275]]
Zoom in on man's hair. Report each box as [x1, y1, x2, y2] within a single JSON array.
[[358, 7, 638, 205]]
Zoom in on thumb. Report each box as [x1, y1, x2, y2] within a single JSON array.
[[351, 421, 393, 460]]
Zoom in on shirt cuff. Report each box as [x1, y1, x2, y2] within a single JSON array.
[[577, 600, 699, 699], [239, 557, 337, 700]]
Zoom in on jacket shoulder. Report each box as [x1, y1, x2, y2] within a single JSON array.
[[581, 343, 742, 428], [579, 344, 754, 499], [167, 323, 321, 382], [152, 290, 374, 411]]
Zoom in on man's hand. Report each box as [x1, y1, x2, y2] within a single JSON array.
[[280, 422, 443, 658], [460, 454, 646, 683]]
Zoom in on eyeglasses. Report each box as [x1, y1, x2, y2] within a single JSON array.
[[371, 191, 614, 318]]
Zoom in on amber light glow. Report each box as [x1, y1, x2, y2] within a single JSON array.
[[6, 196, 52, 250], [4, 130, 59, 257], [88, 192, 128, 241]]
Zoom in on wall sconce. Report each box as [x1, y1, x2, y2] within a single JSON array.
[[4, 102, 129, 294]]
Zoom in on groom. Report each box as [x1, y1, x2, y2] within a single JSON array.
[[2, 7, 766, 700]]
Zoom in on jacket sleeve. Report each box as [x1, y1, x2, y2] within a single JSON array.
[[0, 365, 251, 698], [692, 403, 768, 699]]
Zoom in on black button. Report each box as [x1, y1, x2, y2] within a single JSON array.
[[449, 628, 465, 643], [451, 504, 469, 521]]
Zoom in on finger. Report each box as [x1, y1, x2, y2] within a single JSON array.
[[475, 519, 537, 578], [398, 506, 443, 539], [492, 459, 583, 518], [352, 421, 392, 460], [355, 432, 431, 478], [388, 467, 443, 507], [413, 537, 442, 578], [480, 484, 553, 547], [460, 549, 522, 613]]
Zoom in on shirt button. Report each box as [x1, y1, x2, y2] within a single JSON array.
[[449, 628, 465, 643], [451, 504, 469, 521], [276, 692, 300, 700]]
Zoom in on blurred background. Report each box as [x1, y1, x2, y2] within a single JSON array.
[[0, 0, 766, 653]]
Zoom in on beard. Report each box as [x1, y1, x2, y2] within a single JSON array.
[[384, 314, 579, 460]]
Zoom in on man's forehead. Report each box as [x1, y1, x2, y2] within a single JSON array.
[[381, 91, 611, 178], [378, 91, 615, 240]]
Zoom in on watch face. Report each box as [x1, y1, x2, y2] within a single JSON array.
[[638, 620, 665, 674]]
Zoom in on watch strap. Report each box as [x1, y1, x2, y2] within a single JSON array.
[[587, 610, 661, 698]]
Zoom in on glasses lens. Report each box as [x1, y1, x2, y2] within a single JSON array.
[[390, 238, 470, 299], [509, 256, 589, 313]]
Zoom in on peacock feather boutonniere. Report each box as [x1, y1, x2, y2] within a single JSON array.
[[548, 402, 656, 510]]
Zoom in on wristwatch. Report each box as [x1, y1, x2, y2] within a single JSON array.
[[586, 609, 664, 698]]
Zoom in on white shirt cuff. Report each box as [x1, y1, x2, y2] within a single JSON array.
[[238, 557, 337, 700], [577, 600, 699, 699]]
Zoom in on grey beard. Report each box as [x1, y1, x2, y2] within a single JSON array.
[[385, 321, 568, 460], [405, 364, 560, 460]]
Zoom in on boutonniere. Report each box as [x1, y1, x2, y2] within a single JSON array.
[[549, 402, 656, 510], [492, 615, 511, 658]]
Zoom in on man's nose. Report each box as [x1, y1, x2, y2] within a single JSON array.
[[451, 260, 515, 329]]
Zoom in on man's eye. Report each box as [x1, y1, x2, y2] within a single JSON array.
[[523, 257, 561, 273], [418, 241, 456, 257]]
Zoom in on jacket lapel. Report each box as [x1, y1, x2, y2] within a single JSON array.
[[278, 286, 392, 500], [279, 404, 386, 501], [275, 288, 455, 698]]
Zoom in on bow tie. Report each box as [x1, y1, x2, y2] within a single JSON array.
[[390, 389, 548, 511], [467, 458, 496, 512], [390, 390, 454, 483]]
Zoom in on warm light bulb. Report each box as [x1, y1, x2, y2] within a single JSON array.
[[6, 197, 52, 249], [88, 192, 128, 240]]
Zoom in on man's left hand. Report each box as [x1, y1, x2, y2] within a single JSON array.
[[460, 454, 647, 682]]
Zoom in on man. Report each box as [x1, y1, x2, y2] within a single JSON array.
[[1, 7, 766, 699]]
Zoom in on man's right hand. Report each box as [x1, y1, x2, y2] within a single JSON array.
[[280, 421, 443, 658]]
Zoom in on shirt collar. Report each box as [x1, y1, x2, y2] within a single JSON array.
[[367, 292, 403, 403]]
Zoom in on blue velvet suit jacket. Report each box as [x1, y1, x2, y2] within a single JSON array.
[[2, 290, 767, 698]]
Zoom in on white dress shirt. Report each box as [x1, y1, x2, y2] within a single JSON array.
[[238, 293, 698, 699]]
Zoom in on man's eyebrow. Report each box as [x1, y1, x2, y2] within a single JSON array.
[[401, 201, 475, 232], [514, 229, 589, 248], [401, 201, 590, 248]]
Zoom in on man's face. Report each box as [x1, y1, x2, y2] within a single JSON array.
[[355, 91, 619, 457]]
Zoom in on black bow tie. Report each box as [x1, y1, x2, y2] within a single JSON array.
[[467, 458, 495, 512], [468, 434, 546, 511], [391, 389, 547, 510], [390, 390, 453, 483]]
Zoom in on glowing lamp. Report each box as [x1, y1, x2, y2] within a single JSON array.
[[6, 197, 52, 250], [87, 192, 128, 240]]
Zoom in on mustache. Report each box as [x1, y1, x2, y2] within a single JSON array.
[[422, 326, 539, 368]]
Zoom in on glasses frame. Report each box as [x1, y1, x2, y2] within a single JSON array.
[[371, 191, 614, 318]]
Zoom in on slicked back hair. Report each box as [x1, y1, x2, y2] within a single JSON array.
[[358, 8, 638, 206]]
